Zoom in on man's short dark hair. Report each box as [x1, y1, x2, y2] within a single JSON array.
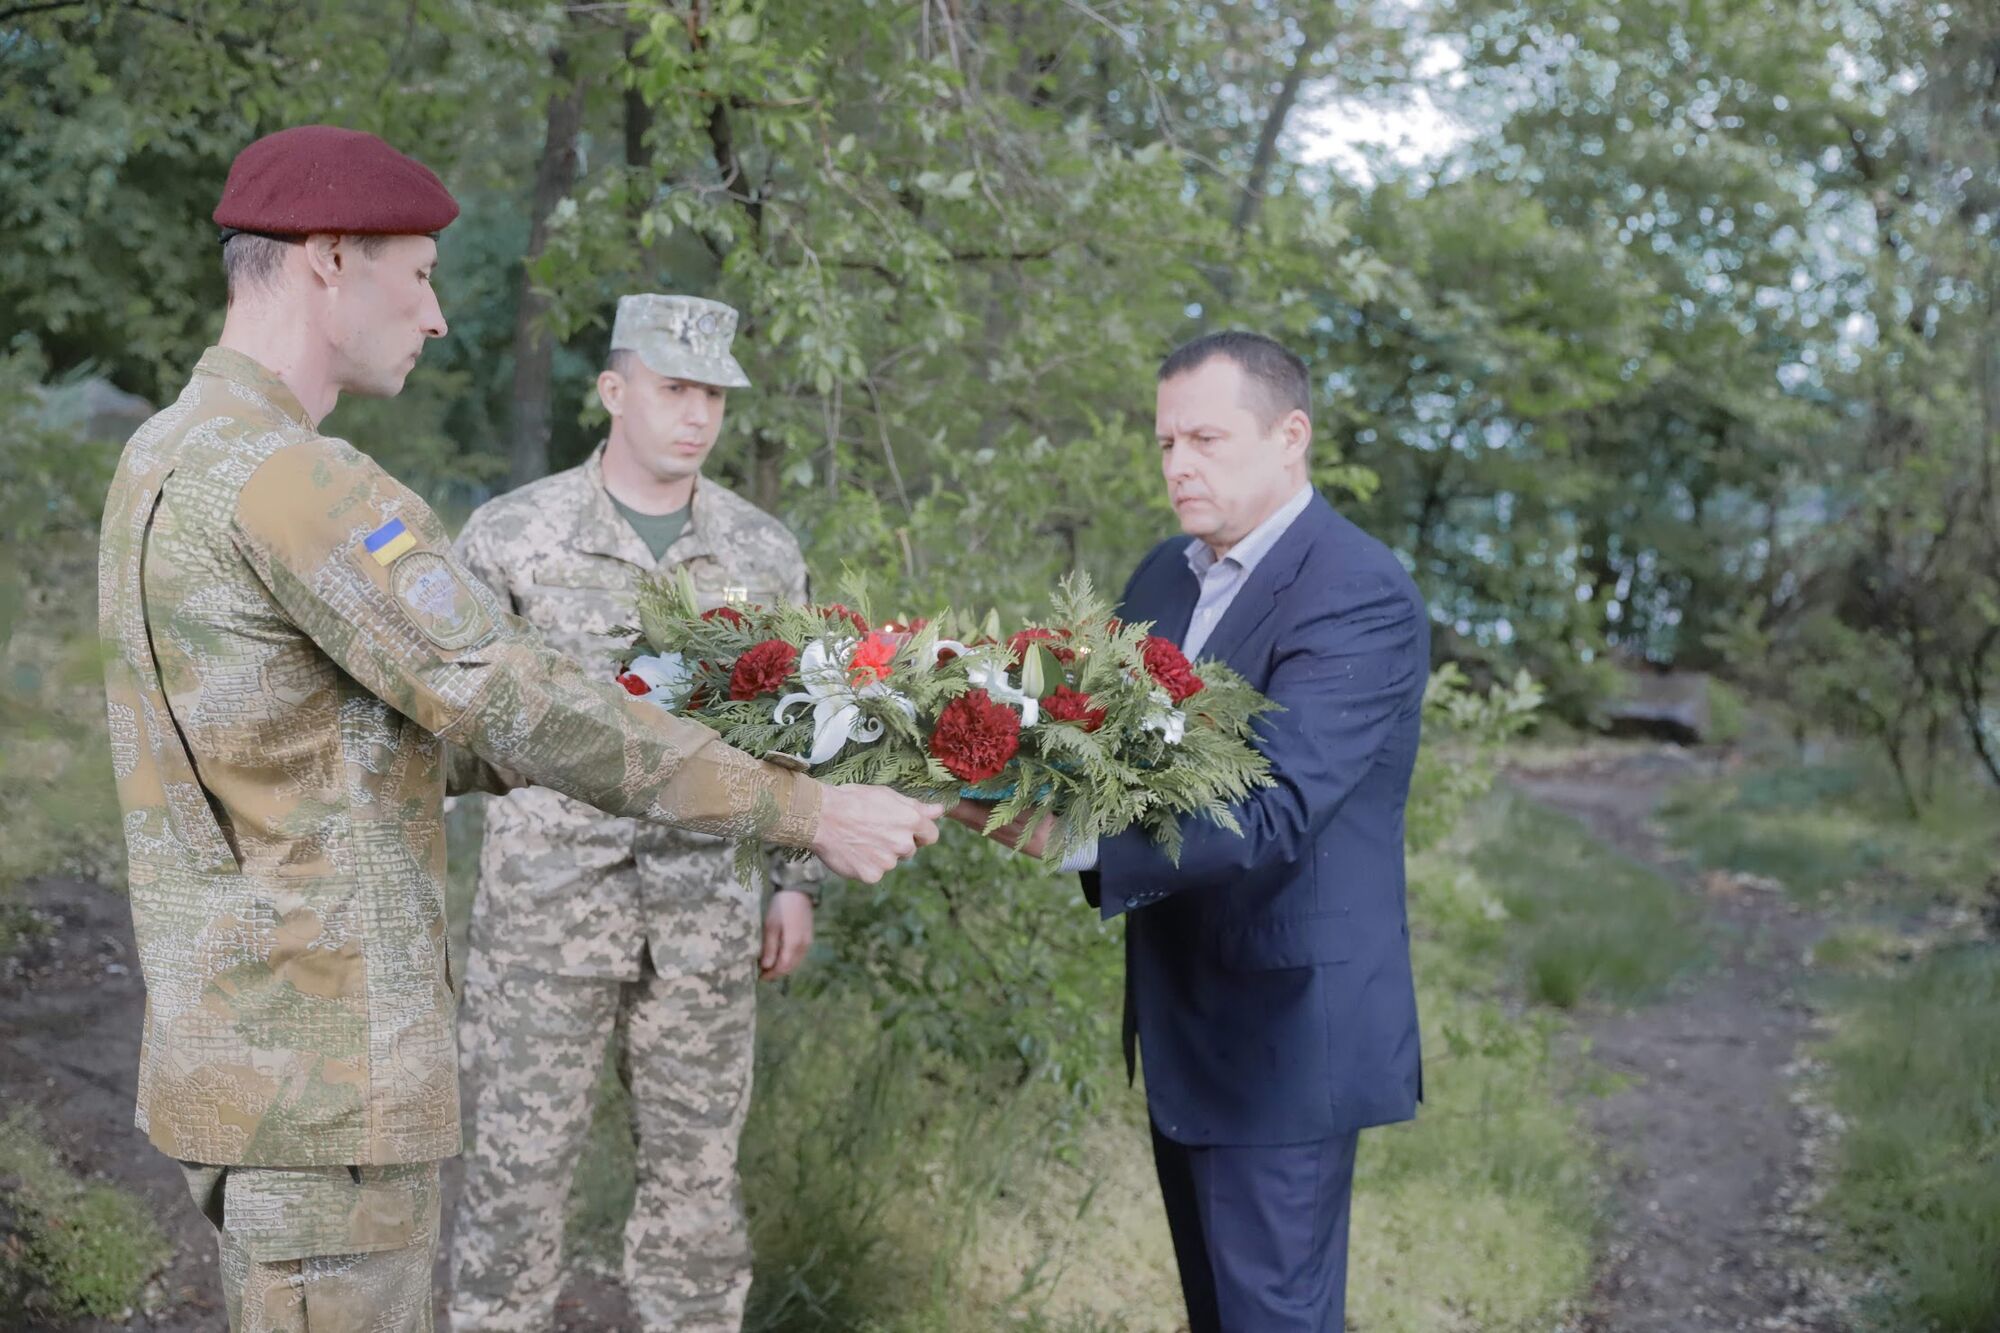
[[606, 348, 639, 377], [220, 232, 393, 303], [221, 233, 292, 303], [1158, 330, 1311, 426]]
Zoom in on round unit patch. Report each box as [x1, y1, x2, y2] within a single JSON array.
[[389, 550, 493, 651]]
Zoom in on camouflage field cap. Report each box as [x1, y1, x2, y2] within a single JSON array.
[[610, 294, 752, 389]]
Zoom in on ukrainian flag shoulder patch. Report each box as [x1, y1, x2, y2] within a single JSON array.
[[363, 517, 417, 565]]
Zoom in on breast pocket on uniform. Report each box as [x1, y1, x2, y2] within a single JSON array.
[[516, 579, 640, 658]]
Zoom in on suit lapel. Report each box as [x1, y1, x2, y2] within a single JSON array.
[[1196, 496, 1329, 669], [1125, 544, 1201, 647]]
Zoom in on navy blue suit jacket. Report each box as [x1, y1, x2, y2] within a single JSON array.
[[1093, 495, 1427, 1146]]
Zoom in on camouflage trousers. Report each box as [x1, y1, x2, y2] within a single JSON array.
[[178, 1160, 440, 1333], [447, 953, 757, 1333]]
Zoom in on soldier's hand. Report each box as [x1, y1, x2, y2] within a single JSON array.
[[760, 889, 814, 980], [809, 785, 943, 883]]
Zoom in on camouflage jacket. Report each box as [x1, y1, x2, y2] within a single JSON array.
[[97, 348, 823, 1167], [453, 446, 821, 982]]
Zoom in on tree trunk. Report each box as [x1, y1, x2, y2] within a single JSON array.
[[1232, 24, 1321, 237], [507, 43, 586, 488], [750, 428, 783, 513], [624, 20, 652, 178], [1954, 659, 2000, 789]]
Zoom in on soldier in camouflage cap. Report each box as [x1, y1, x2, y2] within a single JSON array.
[[611, 293, 753, 388], [446, 294, 814, 1333], [98, 134, 941, 1333]]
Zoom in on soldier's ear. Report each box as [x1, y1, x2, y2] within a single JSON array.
[[597, 369, 624, 417], [303, 234, 345, 287]]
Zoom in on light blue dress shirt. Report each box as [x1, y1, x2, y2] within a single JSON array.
[[1058, 485, 1317, 872]]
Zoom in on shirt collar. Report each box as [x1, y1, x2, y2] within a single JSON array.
[[193, 346, 317, 431], [1185, 484, 1315, 579]]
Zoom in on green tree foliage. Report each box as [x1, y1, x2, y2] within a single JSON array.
[[1686, 1, 2000, 806], [4, 3, 1990, 745]]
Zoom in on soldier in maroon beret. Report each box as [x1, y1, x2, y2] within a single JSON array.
[[97, 127, 943, 1333], [208, 124, 458, 406]]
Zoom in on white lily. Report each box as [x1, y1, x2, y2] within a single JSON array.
[[774, 638, 915, 766], [622, 652, 693, 708], [964, 655, 1039, 729]]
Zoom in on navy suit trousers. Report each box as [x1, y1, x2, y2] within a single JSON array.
[[1150, 1119, 1360, 1332]]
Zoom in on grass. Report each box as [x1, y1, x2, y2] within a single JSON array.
[[0, 441, 162, 1322], [1464, 793, 1709, 1008], [1817, 945, 2000, 1331], [0, 538, 123, 901], [1661, 753, 1997, 908], [1347, 851, 1600, 1331], [0, 1111, 169, 1321]]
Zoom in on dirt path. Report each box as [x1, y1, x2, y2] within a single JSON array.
[[1508, 747, 1847, 1333]]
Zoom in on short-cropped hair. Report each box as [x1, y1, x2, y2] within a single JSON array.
[[221, 233, 292, 302], [221, 232, 392, 303], [1157, 330, 1311, 426]]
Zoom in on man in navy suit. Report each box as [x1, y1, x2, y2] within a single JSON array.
[[959, 331, 1428, 1331]]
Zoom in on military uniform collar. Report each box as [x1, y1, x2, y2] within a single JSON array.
[[193, 346, 317, 431], [580, 442, 718, 570]]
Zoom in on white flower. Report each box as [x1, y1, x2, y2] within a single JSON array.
[[622, 652, 692, 707], [965, 656, 1039, 729], [774, 638, 915, 766]]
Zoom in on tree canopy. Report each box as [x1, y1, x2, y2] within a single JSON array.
[[3, 0, 1994, 786]]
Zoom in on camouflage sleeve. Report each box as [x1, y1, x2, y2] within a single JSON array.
[[769, 535, 827, 900], [442, 509, 524, 797], [229, 436, 823, 847]]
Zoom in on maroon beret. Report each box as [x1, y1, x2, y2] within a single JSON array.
[[213, 125, 459, 238]]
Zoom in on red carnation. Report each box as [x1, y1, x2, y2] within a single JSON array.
[[1042, 684, 1107, 732], [929, 689, 1022, 783], [729, 640, 799, 700], [1141, 635, 1205, 704], [1008, 626, 1076, 665], [818, 603, 869, 634], [615, 670, 652, 696], [848, 631, 899, 686], [702, 605, 748, 628]]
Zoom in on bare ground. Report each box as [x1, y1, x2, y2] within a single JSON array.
[[1509, 746, 1850, 1333]]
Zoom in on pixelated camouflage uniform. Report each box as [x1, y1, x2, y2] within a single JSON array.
[[447, 444, 818, 1333], [97, 348, 823, 1332]]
